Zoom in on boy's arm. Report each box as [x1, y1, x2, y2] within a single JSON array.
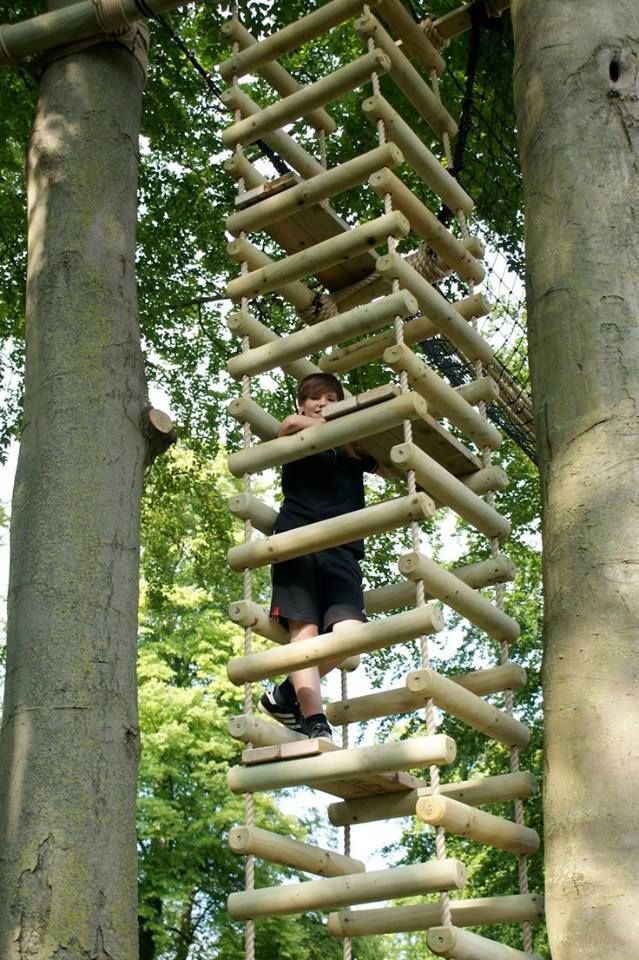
[[277, 414, 324, 437]]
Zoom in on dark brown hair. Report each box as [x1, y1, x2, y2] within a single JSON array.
[[296, 373, 344, 406]]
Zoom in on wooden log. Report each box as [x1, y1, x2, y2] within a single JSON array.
[[227, 603, 444, 685], [220, 19, 335, 134], [227, 143, 404, 236], [384, 344, 500, 449], [354, 15, 457, 138], [453, 661, 527, 697], [227, 859, 466, 920], [227, 236, 314, 311], [462, 465, 509, 496], [376, 252, 493, 362], [455, 376, 500, 408], [222, 49, 392, 148], [227, 310, 319, 382], [405, 668, 530, 748], [327, 668, 530, 748], [391, 442, 510, 539], [227, 492, 277, 536], [362, 95, 473, 213], [222, 85, 326, 180], [227, 210, 409, 302], [228, 714, 306, 747], [400, 551, 520, 643], [228, 732, 456, 795], [228, 290, 417, 379], [416, 795, 540, 856], [227, 397, 279, 442], [375, 0, 446, 75], [229, 825, 365, 877], [228, 493, 434, 571], [428, 925, 543, 960], [218, 0, 370, 81], [369, 168, 484, 283], [0, 0, 188, 66], [228, 600, 288, 645], [364, 554, 516, 614], [319, 293, 490, 374], [328, 771, 538, 827], [227, 390, 429, 477], [328, 893, 545, 937], [323, 384, 400, 421]]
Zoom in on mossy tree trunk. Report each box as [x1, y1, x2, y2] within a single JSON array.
[[512, 2, 639, 957], [0, 5, 148, 957]]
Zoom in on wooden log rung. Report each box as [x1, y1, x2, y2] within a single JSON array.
[[320, 292, 490, 374], [227, 390, 429, 478], [391, 441, 510, 539], [327, 666, 530, 749], [226, 209, 409, 302], [226, 235, 314, 311], [227, 309, 320, 382], [227, 492, 434, 571], [227, 289, 417, 380], [227, 603, 443, 685], [220, 19, 336, 134], [369, 167, 485, 284], [222, 48, 392, 148], [226, 143, 404, 236], [227, 397, 279, 442], [416, 795, 540, 856], [327, 892, 545, 937], [354, 14, 457, 138], [400, 551, 521, 643], [428, 925, 543, 960], [376, 252, 494, 363], [362, 94, 473, 214], [218, 0, 369, 82], [327, 771, 538, 827], [384, 344, 501, 451], [227, 859, 466, 920], [229, 825, 366, 877], [222, 85, 326, 181], [228, 733, 456, 794], [363, 554, 516, 615], [227, 492, 277, 536]]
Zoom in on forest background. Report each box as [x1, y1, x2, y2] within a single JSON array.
[[0, 1, 543, 958]]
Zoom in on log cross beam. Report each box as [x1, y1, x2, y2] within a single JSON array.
[[0, 0, 196, 67]]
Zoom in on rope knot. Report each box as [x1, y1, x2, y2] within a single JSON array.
[[91, 0, 131, 35]]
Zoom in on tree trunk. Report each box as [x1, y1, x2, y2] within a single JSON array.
[[512, 3, 639, 958], [0, 6, 148, 957]]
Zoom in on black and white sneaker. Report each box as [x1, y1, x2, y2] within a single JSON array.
[[302, 713, 333, 742], [259, 683, 304, 734]]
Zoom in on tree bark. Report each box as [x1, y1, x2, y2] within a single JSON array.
[[512, 3, 639, 958], [0, 6, 148, 957]]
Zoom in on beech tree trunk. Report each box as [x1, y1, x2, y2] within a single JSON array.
[[0, 6, 148, 957], [512, 3, 639, 958]]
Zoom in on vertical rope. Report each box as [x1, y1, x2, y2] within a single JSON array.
[[430, 59, 533, 952], [340, 668, 352, 960], [230, 10, 255, 958]]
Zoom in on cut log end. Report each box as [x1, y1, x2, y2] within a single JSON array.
[[143, 406, 177, 466]]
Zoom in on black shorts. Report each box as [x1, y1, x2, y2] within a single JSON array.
[[270, 545, 366, 633]]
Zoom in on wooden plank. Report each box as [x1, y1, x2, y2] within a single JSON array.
[[242, 738, 340, 765], [324, 384, 401, 420], [234, 172, 300, 209], [263, 202, 379, 292], [359, 412, 481, 479], [314, 769, 427, 800]]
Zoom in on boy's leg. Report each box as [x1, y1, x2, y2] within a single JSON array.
[[289, 619, 322, 717]]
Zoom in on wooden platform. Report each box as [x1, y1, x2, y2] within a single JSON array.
[[264, 200, 379, 293], [241, 737, 428, 800], [361, 410, 482, 479]]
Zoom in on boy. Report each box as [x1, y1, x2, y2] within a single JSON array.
[[259, 373, 378, 741]]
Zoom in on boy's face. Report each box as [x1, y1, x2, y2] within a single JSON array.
[[298, 388, 339, 419]]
